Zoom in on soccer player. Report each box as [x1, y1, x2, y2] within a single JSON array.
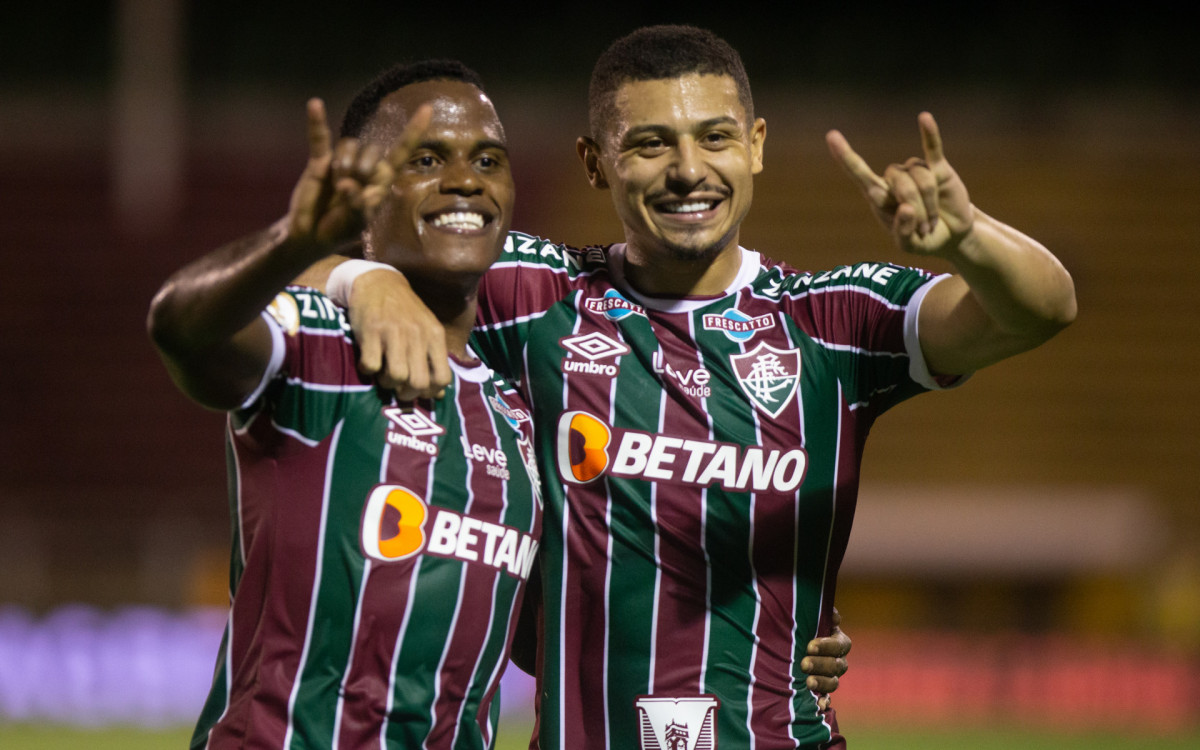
[[147, 61, 543, 749], [330, 24, 1072, 749]]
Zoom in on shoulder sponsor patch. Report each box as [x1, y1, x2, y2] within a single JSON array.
[[701, 308, 775, 342], [488, 392, 530, 428], [266, 292, 301, 336], [584, 289, 646, 321]]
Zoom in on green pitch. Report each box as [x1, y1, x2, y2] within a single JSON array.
[[2, 722, 1199, 750]]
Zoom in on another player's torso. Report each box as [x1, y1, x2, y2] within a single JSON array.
[[197, 288, 541, 750], [531, 265, 847, 750], [475, 237, 931, 750]]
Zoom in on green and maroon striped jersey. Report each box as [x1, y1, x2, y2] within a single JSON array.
[[193, 286, 541, 750], [471, 232, 954, 750]]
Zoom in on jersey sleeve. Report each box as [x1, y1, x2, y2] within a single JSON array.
[[232, 286, 370, 449], [471, 231, 585, 383], [785, 262, 959, 420]]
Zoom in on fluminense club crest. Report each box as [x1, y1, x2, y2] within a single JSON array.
[[729, 342, 801, 419], [634, 695, 720, 750]]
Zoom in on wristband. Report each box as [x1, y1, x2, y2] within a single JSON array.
[[326, 259, 399, 307]]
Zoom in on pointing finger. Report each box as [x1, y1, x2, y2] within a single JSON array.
[[826, 128, 889, 203], [386, 103, 435, 168], [306, 98, 332, 163], [918, 111, 946, 168]]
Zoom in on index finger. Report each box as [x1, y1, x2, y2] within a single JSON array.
[[385, 103, 435, 168], [306, 97, 332, 162], [825, 128, 889, 195], [918, 111, 946, 167]]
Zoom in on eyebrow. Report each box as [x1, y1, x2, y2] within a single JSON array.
[[621, 116, 743, 143], [413, 137, 509, 154]]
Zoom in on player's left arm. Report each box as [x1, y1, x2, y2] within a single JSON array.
[[826, 112, 1077, 376]]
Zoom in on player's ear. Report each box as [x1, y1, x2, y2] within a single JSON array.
[[750, 117, 766, 175], [577, 136, 609, 190]]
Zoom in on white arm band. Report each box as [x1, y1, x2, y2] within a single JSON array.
[[326, 259, 399, 307]]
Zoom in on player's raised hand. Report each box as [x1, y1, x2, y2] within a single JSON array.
[[285, 98, 432, 252], [826, 112, 975, 257]]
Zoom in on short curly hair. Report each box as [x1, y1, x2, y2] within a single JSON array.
[[587, 25, 754, 141], [339, 59, 486, 139]]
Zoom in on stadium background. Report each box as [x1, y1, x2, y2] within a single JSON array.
[[1, 1, 1198, 746]]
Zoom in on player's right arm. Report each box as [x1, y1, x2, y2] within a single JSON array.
[[147, 98, 419, 410]]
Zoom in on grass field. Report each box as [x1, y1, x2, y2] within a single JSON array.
[[2, 721, 1198, 749]]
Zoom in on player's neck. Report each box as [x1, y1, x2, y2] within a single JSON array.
[[407, 275, 480, 361], [623, 241, 742, 297]]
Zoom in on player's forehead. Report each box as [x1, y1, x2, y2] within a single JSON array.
[[607, 73, 748, 136], [369, 79, 506, 147]]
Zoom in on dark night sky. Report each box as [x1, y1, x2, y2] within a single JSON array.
[[4, 2, 1196, 99]]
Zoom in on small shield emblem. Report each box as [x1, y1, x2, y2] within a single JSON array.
[[730, 342, 801, 419]]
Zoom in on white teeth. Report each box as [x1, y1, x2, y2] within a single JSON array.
[[431, 211, 485, 229], [661, 201, 714, 213]]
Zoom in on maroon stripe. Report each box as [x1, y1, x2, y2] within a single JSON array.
[[336, 419, 431, 749], [288, 329, 368, 387], [805, 286, 909, 354], [555, 295, 619, 749], [744, 344, 806, 745], [426, 567, 502, 749], [211, 427, 334, 746], [479, 261, 574, 325], [649, 316, 717, 693], [748, 490, 804, 743], [336, 560, 419, 750], [558, 478, 610, 749], [427, 384, 504, 749]]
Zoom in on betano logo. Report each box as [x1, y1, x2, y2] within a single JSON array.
[[360, 485, 538, 579], [556, 411, 808, 494], [361, 485, 429, 561]]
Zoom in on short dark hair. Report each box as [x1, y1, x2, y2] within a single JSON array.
[[339, 59, 486, 139], [588, 25, 754, 140]]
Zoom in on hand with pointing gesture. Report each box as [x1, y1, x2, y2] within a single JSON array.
[[826, 112, 975, 258], [286, 97, 432, 253]]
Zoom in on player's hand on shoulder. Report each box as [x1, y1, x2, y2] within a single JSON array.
[[349, 268, 451, 401]]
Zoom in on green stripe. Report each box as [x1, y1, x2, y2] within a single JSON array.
[[385, 555, 465, 745], [288, 395, 383, 747], [608, 314, 697, 742]]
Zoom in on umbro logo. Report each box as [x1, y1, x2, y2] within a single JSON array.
[[383, 406, 442, 455], [560, 332, 629, 378]]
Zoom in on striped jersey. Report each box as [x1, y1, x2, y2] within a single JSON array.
[[470, 232, 954, 750], [194, 286, 542, 750]]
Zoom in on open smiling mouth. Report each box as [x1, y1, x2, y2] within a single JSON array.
[[428, 210, 488, 231], [657, 200, 719, 214]]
